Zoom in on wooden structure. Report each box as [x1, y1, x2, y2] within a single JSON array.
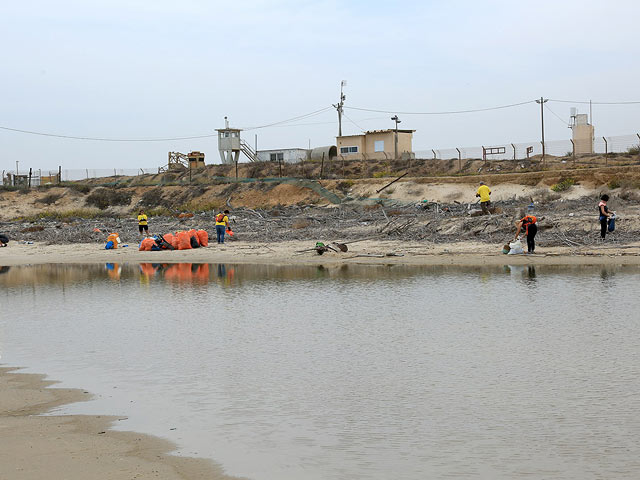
[[159, 151, 206, 173]]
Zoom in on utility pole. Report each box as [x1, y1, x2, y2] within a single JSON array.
[[332, 80, 346, 137], [391, 115, 401, 160], [535, 97, 548, 163]]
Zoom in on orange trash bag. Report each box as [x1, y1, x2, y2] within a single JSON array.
[[177, 231, 192, 250], [139, 238, 155, 251], [196, 230, 209, 247], [106, 233, 120, 249], [163, 233, 177, 249]]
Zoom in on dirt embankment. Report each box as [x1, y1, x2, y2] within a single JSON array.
[[1, 161, 639, 248]]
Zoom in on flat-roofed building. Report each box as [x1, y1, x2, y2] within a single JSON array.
[[337, 129, 415, 160]]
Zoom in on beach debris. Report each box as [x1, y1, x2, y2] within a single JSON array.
[[333, 242, 348, 252], [375, 172, 408, 194]]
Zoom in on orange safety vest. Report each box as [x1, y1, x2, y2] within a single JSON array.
[[520, 215, 537, 234]]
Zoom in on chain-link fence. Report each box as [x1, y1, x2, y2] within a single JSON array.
[[415, 133, 640, 161], [2, 133, 640, 187]]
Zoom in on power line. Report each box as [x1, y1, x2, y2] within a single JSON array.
[[344, 100, 536, 115], [342, 112, 366, 132], [0, 106, 334, 141], [544, 104, 569, 127], [549, 99, 640, 105], [242, 106, 333, 130], [0, 125, 218, 142]]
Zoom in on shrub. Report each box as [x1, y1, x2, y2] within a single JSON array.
[[144, 206, 174, 217], [292, 219, 311, 229], [627, 145, 640, 155], [66, 183, 92, 194], [336, 180, 354, 193], [86, 188, 132, 209], [373, 171, 392, 178], [607, 178, 621, 189], [14, 208, 102, 221], [37, 193, 63, 205], [551, 178, 575, 192], [140, 187, 165, 207]]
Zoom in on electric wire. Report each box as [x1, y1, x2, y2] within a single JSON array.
[[241, 106, 333, 130], [549, 99, 640, 105], [0, 125, 218, 142], [0, 106, 334, 142], [344, 99, 536, 115], [544, 104, 570, 127], [342, 112, 367, 132]]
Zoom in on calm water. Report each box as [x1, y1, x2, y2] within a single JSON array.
[[1, 262, 639, 480]]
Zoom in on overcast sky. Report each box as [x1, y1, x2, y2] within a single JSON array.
[[1, 0, 639, 171]]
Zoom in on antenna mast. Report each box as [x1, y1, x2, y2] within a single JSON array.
[[333, 80, 346, 137]]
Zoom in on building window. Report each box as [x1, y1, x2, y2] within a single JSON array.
[[277, 153, 284, 161], [269, 153, 284, 162], [374, 140, 384, 152], [270, 153, 277, 161], [340, 146, 358, 154]]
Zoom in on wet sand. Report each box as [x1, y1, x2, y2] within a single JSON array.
[[0, 367, 242, 480], [1, 239, 639, 267]]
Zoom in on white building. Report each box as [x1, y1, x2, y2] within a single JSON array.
[[257, 148, 310, 164]]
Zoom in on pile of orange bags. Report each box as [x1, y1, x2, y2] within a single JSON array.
[[137, 229, 208, 251]]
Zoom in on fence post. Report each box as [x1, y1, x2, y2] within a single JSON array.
[[432, 149, 436, 160], [58, 166, 62, 184], [482, 146, 486, 163], [319, 152, 324, 179], [570, 139, 575, 164], [28, 168, 32, 188], [511, 143, 516, 161], [603, 137, 608, 165], [456, 147, 462, 171]]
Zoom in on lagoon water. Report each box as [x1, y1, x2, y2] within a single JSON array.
[[1, 263, 640, 480]]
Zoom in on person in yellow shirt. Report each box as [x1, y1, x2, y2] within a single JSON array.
[[476, 182, 492, 215], [137, 209, 149, 237], [215, 209, 230, 244]]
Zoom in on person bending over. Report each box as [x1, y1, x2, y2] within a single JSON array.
[[514, 214, 537, 254], [476, 182, 492, 215]]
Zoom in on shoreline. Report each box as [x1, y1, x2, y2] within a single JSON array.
[[1, 240, 640, 267], [0, 366, 241, 480]]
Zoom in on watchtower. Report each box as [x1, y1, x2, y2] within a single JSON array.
[[216, 117, 259, 164]]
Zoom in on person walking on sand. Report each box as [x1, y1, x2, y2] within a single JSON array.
[[215, 210, 230, 244], [137, 209, 149, 237], [598, 194, 613, 240], [476, 182, 492, 215], [514, 214, 538, 254]]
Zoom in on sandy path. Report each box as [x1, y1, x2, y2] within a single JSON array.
[[1, 239, 639, 267]]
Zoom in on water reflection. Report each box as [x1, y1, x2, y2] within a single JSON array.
[[0, 262, 635, 289]]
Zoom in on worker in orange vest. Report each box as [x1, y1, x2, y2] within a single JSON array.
[[514, 215, 537, 254]]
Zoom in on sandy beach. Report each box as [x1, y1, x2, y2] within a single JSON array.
[[1, 239, 640, 267], [0, 367, 242, 480]]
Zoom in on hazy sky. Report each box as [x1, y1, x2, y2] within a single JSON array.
[[1, 0, 639, 171]]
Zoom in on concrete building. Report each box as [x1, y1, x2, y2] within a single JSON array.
[[257, 148, 310, 164], [336, 129, 415, 160], [571, 113, 594, 155]]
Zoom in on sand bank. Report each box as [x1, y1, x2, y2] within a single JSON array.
[[0, 367, 242, 480], [1, 240, 639, 267]]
